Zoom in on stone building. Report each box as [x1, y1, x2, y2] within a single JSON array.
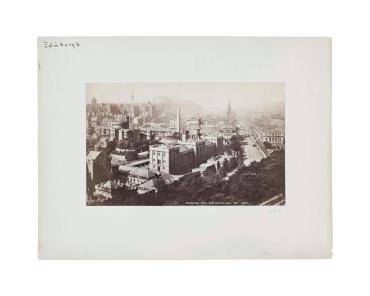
[[111, 148, 137, 165], [256, 129, 285, 149], [218, 125, 238, 141], [119, 159, 155, 188], [203, 135, 224, 155], [149, 143, 195, 174], [149, 130, 224, 175], [179, 136, 219, 166], [86, 150, 111, 185]]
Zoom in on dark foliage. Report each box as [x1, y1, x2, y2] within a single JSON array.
[[229, 135, 241, 152], [263, 141, 273, 149]]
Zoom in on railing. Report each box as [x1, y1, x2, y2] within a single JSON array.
[[260, 194, 284, 206]]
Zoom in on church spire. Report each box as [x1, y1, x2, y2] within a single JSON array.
[[227, 99, 232, 122]]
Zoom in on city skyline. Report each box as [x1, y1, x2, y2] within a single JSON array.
[[86, 82, 284, 114], [86, 82, 285, 206]]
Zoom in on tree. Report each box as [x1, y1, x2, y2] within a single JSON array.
[[222, 159, 230, 172], [91, 150, 285, 206], [118, 139, 130, 149], [153, 176, 168, 193], [203, 169, 217, 184], [229, 135, 241, 151], [263, 141, 273, 150]]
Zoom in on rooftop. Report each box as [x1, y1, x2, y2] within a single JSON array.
[[200, 162, 216, 169], [260, 128, 284, 135], [138, 179, 155, 190], [180, 138, 205, 145], [158, 136, 178, 144], [204, 141, 215, 146], [87, 150, 101, 160], [150, 143, 180, 150], [119, 158, 150, 169], [188, 124, 200, 130], [179, 145, 192, 153]]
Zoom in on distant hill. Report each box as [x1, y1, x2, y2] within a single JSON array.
[[153, 96, 203, 120], [109, 104, 122, 114]]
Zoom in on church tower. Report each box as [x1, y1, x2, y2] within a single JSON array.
[[227, 99, 232, 123]]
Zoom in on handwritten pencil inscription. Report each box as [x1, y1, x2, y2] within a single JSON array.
[[43, 41, 80, 49]]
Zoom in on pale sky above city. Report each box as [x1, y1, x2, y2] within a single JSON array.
[[86, 82, 284, 113]]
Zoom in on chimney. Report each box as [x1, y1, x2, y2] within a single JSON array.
[[176, 107, 181, 133]]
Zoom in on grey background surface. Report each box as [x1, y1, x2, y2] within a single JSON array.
[[38, 37, 331, 259]]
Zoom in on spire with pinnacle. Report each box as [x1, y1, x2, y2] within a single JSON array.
[[227, 99, 232, 123]]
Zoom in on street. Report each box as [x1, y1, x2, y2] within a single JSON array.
[[241, 136, 266, 166]]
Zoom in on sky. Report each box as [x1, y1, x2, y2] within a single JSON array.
[[86, 82, 284, 113]]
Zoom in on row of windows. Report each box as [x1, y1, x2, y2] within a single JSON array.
[[264, 137, 283, 142], [151, 151, 167, 157], [151, 158, 166, 164], [128, 177, 146, 184], [152, 165, 166, 171]]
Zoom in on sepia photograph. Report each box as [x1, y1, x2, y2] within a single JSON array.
[[38, 36, 331, 259], [5, 0, 368, 292], [86, 82, 285, 206]]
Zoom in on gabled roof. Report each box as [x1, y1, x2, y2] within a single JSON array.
[[138, 179, 155, 189], [87, 150, 101, 160]]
